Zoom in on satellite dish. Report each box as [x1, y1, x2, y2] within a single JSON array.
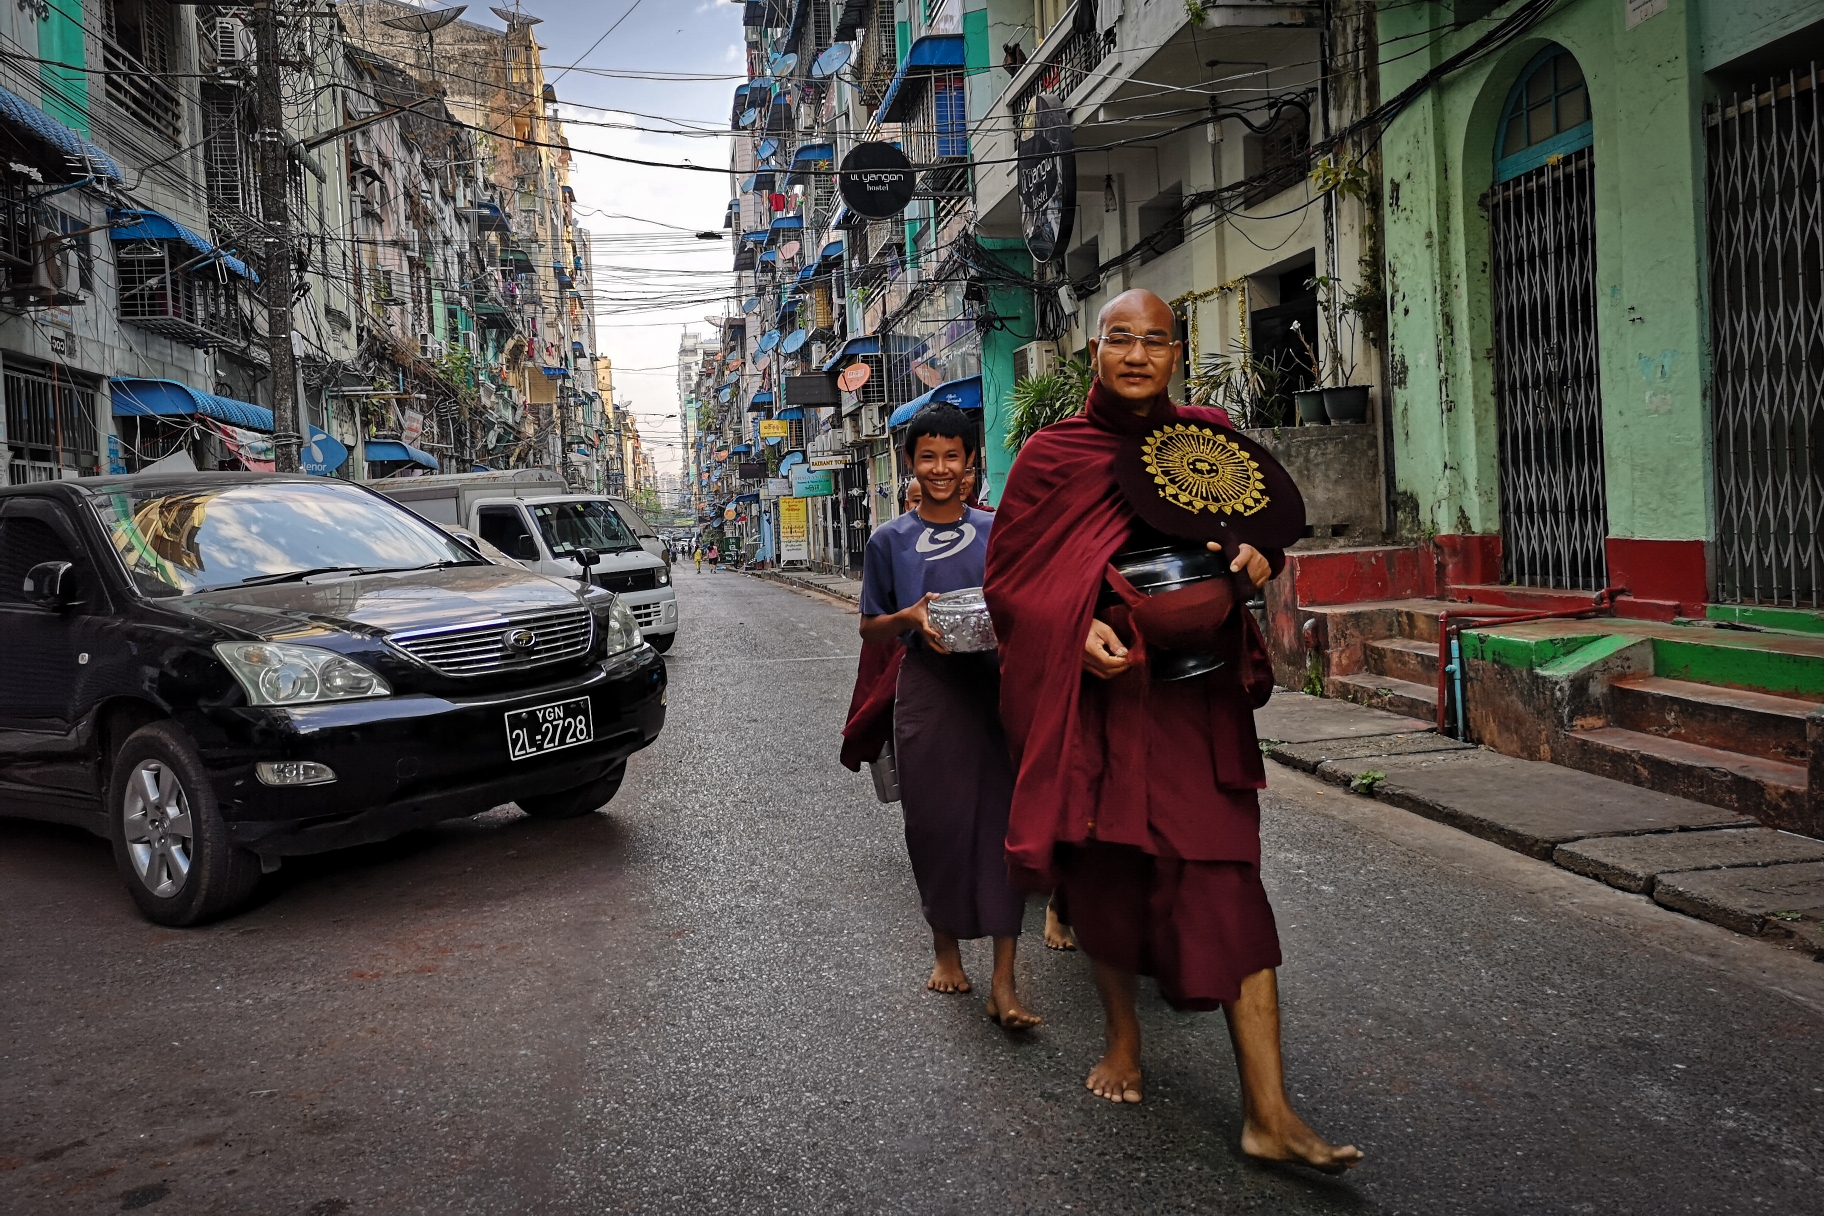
[[811, 43, 851, 79], [780, 240, 800, 259], [837, 362, 872, 392], [488, 6, 542, 24], [739, 175, 757, 192], [757, 138, 780, 161], [382, 5, 466, 32], [749, 76, 774, 95], [754, 353, 771, 372], [757, 330, 781, 353], [914, 363, 944, 388], [774, 53, 798, 76], [781, 329, 807, 354], [739, 108, 760, 127], [742, 297, 760, 314]]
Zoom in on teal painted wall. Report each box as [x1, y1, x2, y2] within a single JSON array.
[[1378, 0, 1712, 544], [39, 0, 88, 133], [978, 238, 1033, 506]]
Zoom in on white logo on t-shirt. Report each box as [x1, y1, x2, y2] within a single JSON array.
[[915, 522, 977, 562]]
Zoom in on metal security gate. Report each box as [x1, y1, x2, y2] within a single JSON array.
[[4, 364, 99, 484], [1707, 64, 1824, 606], [1487, 147, 1609, 589]]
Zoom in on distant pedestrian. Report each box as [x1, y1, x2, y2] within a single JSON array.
[[707, 543, 719, 570], [859, 404, 1038, 1029], [694, 546, 703, 574]]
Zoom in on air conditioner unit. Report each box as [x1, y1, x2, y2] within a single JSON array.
[[416, 332, 438, 359], [860, 403, 888, 439], [8, 226, 82, 306], [1012, 341, 1057, 383], [214, 17, 255, 68]]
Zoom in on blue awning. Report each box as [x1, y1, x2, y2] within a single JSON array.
[[785, 141, 833, 187], [819, 239, 844, 261], [767, 215, 803, 244], [888, 374, 983, 427], [109, 378, 273, 430], [758, 249, 778, 265], [821, 334, 879, 370], [779, 451, 805, 471], [109, 209, 259, 281], [734, 492, 760, 503], [0, 83, 123, 182], [751, 390, 775, 406], [878, 34, 966, 124], [731, 443, 751, 454], [794, 264, 817, 282], [365, 441, 440, 469], [776, 406, 804, 421], [742, 229, 769, 244]]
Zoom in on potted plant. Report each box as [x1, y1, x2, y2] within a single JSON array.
[[1186, 342, 1292, 429], [1308, 274, 1370, 424], [1005, 357, 1092, 452]]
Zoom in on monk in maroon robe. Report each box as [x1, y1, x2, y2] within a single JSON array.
[[984, 289, 1362, 1173]]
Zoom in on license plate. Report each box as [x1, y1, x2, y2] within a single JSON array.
[[504, 696, 595, 761]]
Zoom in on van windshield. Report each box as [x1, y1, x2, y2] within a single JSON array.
[[90, 481, 481, 596], [530, 500, 640, 558]]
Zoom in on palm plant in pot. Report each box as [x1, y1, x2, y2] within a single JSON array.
[[1005, 357, 1092, 452], [1186, 342, 1291, 430]]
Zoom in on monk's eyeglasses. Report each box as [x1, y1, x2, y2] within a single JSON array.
[[1098, 333, 1177, 355]]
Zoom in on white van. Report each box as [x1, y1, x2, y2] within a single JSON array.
[[372, 470, 679, 651]]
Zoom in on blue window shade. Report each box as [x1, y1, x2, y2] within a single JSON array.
[[110, 378, 273, 430], [1495, 46, 1592, 184], [935, 78, 967, 157]]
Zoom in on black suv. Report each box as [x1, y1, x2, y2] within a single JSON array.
[[0, 472, 666, 925]]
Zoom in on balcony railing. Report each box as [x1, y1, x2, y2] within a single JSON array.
[[103, 42, 183, 145], [1008, 22, 1115, 119], [116, 240, 248, 349]]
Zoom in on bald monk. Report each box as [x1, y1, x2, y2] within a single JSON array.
[[984, 290, 1362, 1172]]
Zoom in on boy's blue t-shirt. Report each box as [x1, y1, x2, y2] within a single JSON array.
[[860, 506, 994, 618]]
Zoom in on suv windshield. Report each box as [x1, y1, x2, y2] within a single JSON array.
[[530, 500, 640, 558], [91, 480, 481, 597]]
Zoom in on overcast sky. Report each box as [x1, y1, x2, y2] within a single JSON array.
[[449, 0, 745, 478]]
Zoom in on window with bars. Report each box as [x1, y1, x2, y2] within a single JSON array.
[[856, 1, 898, 113], [5, 364, 99, 481], [100, 0, 184, 144], [202, 85, 254, 216]]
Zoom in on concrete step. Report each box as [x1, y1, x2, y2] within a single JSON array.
[[1560, 725, 1807, 827], [1330, 672, 1437, 723], [1451, 584, 1603, 613], [1610, 675, 1816, 765], [1366, 636, 1440, 686]]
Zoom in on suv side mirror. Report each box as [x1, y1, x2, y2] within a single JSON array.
[[514, 534, 539, 561], [24, 560, 73, 608]]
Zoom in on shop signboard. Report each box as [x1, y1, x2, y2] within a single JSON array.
[[808, 455, 847, 470], [779, 496, 809, 562], [791, 468, 834, 497], [766, 477, 791, 497], [759, 419, 789, 439]]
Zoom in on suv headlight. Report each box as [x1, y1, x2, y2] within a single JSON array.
[[603, 597, 642, 657], [656, 568, 670, 586], [214, 642, 392, 706]]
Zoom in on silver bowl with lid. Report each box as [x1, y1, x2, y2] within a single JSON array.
[[926, 587, 998, 653]]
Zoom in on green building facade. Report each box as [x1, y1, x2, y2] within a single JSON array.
[[1377, 0, 1824, 618]]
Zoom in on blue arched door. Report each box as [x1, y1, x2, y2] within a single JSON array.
[[1487, 47, 1608, 590]]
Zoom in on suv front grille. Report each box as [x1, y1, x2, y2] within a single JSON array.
[[595, 568, 657, 593], [388, 605, 594, 677]]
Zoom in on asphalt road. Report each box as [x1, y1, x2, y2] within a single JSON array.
[[5, 570, 1824, 1215]]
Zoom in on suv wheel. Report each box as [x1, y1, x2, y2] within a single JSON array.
[[518, 762, 626, 819], [109, 722, 261, 926]]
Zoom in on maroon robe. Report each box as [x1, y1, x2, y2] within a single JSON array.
[[983, 381, 1283, 1006]]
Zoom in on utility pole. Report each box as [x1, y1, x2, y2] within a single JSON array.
[[252, 0, 300, 471]]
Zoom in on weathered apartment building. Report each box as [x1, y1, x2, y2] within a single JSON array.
[[0, 0, 618, 490]]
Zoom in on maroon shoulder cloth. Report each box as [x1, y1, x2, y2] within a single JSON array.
[[983, 381, 1278, 889]]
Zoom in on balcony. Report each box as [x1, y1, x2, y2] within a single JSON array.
[[103, 41, 183, 145], [116, 241, 250, 349]]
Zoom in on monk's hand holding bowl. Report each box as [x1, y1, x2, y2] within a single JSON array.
[[1082, 618, 1131, 679], [1220, 542, 1272, 591]]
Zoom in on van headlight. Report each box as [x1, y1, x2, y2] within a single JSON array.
[[656, 568, 670, 586], [214, 642, 391, 706], [603, 598, 642, 656]]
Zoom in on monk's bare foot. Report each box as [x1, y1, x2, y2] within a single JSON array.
[[1241, 1114, 1364, 1174], [985, 979, 1042, 1030], [927, 958, 971, 994], [1086, 1048, 1143, 1103], [1043, 904, 1077, 951]]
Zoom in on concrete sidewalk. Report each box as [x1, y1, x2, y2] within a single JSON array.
[[751, 568, 863, 604], [1258, 692, 1824, 958]]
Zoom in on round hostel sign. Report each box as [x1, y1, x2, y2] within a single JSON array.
[[1018, 92, 1076, 264], [838, 141, 915, 220]]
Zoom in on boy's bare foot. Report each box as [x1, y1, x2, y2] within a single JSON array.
[[1241, 1115, 1364, 1174], [984, 977, 1042, 1029], [1043, 904, 1076, 951], [1085, 1046, 1143, 1103], [927, 957, 971, 993]]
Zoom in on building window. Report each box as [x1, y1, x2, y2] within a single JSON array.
[[100, 0, 183, 144], [1138, 184, 1184, 265], [5, 363, 99, 481], [1495, 47, 1591, 183]]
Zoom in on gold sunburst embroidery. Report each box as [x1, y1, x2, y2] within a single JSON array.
[[1140, 424, 1269, 516]]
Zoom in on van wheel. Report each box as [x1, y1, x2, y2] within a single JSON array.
[[518, 763, 625, 819], [109, 722, 262, 926], [647, 633, 674, 654]]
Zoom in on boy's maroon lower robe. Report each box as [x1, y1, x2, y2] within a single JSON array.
[[983, 382, 1283, 1008]]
